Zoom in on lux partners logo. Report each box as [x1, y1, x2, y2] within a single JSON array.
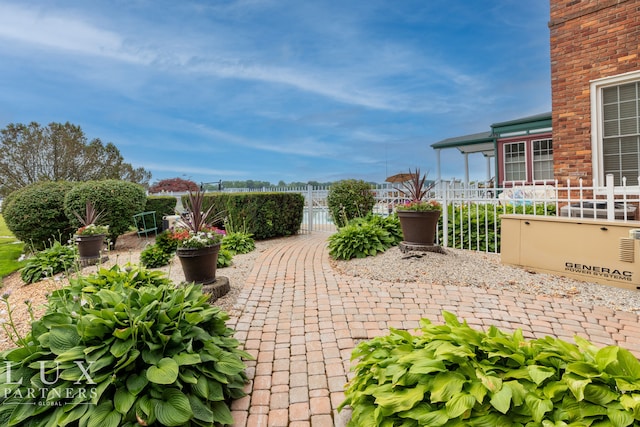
[[2, 361, 98, 406]]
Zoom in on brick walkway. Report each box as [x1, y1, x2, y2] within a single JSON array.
[[226, 233, 640, 426]]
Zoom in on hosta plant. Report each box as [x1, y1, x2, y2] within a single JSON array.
[[0, 265, 251, 426], [340, 311, 640, 426], [349, 214, 403, 246], [328, 215, 399, 260], [216, 247, 234, 268], [222, 231, 255, 255], [20, 240, 78, 284]]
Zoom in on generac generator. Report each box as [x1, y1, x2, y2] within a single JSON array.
[[501, 214, 640, 291]]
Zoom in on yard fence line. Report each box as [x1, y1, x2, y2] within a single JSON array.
[[155, 174, 640, 253]]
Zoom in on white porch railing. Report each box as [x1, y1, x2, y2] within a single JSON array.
[[431, 174, 640, 253]]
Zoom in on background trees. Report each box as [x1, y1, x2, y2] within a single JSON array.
[[0, 122, 151, 197], [148, 177, 199, 193]]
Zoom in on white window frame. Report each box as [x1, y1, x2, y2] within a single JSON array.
[[591, 69, 640, 190], [531, 138, 553, 182], [503, 141, 528, 183]]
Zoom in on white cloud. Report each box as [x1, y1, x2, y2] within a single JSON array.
[[0, 3, 152, 64], [0, 2, 480, 114]]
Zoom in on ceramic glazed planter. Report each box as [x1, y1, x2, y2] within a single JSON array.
[[75, 234, 105, 261], [397, 210, 441, 245], [176, 244, 221, 285]]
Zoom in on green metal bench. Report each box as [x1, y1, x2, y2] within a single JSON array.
[[133, 211, 158, 238]]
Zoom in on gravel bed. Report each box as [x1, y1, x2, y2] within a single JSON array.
[[331, 245, 640, 314]]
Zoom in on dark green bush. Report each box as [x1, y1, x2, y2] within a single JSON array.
[[328, 215, 397, 260], [327, 179, 376, 228], [145, 196, 177, 231], [139, 243, 174, 268], [155, 229, 178, 253], [2, 181, 76, 249], [64, 180, 147, 248], [20, 241, 77, 284], [341, 311, 640, 426], [0, 265, 251, 426], [191, 192, 304, 239]]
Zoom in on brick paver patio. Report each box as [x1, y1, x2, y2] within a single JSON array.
[[226, 233, 640, 426]]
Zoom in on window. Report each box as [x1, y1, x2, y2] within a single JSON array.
[[591, 70, 640, 187], [504, 142, 526, 181], [532, 138, 553, 181]]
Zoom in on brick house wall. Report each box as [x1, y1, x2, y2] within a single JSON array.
[[549, 0, 640, 186]]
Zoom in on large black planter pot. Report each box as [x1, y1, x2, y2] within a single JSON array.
[[75, 234, 106, 262], [397, 210, 441, 245], [177, 244, 221, 285]]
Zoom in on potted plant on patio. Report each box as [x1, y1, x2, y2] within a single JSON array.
[[73, 200, 109, 263], [172, 190, 225, 284], [396, 168, 441, 247]]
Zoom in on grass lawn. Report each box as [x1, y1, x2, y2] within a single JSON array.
[[0, 215, 25, 278]]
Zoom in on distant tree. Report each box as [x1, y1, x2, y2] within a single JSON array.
[[221, 180, 273, 189], [0, 121, 151, 197], [149, 177, 199, 193]]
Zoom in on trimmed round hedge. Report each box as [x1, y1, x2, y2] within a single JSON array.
[[2, 181, 76, 249], [327, 179, 376, 228]]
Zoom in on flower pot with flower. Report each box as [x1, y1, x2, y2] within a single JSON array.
[[73, 201, 109, 264], [395, 168, 442, 248], [172, 190, 226, 285]]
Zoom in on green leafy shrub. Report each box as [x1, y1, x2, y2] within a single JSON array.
[[328, 219, 396, 260], [20, 241, 77, 284], [2, 181, 76, 249], [350, 214, 403, 246], [0, 265, 251, 426], [222, 231, 255, 254], [139, 243, 173, 268], [155, 229, 179, 253], [327, 179, 376, 228], [197, 192, 304, 239], [340, 311, 640, 426], [440, 202, 557, 252], [217, 247, 234, 268], [64, 180, 147, 248], [139, 231, 178, 268]]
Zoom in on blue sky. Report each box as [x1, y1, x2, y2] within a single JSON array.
[[0, 0, 551, 186]]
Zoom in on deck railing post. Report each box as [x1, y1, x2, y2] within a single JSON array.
[[307, 184, 314, 233], [606, 174, 615, 220], [442, 183, 449, 247]]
